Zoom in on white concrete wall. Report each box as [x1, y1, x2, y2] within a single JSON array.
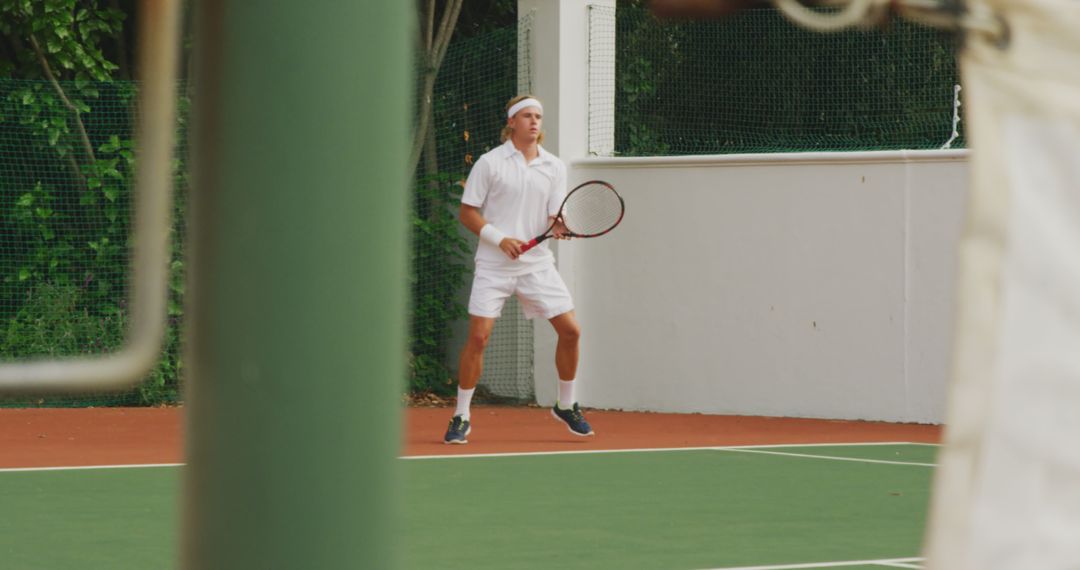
[[534, 151, 968, 423]]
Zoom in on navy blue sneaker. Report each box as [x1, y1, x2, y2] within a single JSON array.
[[443, 415, 471, 444], [551, 403, 594, 436]]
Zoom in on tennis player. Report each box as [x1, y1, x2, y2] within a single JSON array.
[[443, 94, 593, 444]]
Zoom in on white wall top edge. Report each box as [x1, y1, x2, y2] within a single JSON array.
[[573, 149, 970, 168]]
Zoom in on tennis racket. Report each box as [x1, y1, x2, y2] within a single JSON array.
[[519, 180, 625, 253]]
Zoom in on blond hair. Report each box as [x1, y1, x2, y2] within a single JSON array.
[[500, 94, 544, 144]]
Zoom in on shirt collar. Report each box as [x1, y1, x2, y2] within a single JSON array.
[[500, 140, 553, 165]]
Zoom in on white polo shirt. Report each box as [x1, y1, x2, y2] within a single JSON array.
[[461, 140, 567, 276]]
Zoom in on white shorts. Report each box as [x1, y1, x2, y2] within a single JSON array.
[[468, 266, 574, 320]]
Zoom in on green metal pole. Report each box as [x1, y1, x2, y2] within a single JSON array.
[[183, 2, 409, 568]]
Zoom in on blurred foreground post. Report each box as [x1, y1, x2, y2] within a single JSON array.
[[183, 2, 410, 568]]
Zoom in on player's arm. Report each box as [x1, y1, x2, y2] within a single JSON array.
[[458, 203, 486, 235], [459, 204, 524, 260]]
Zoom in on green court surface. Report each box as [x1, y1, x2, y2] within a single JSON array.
[[0, 467, 180, 569], [0, 444, 936, 570]]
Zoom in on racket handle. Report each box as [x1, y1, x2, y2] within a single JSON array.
[[519, 235, 547, 254]]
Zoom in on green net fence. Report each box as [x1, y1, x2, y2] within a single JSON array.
[[588, 4, 965, 156], [0, 20, 533, 407], [411, 19, 535, 402], [0, 78, 188, 406]]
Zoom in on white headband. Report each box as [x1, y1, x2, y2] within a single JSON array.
[[507, 98, 542, 119]]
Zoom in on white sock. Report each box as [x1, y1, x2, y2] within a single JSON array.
[[557, 379, 576, 410], [455, 387, 475, 420]]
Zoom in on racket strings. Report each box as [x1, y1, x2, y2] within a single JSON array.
[[562, 184, 624, 236]]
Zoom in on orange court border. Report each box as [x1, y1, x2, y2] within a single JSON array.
[[0, 406, 941, 469]]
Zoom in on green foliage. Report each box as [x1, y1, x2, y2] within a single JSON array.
[[0, 282, 180, 406], [0, 0, 138, 319], [1, 4, 517, 404], [456, 0, 516, 38], [409, 174, 470, 394], [0, 0, 123, 81], [406, 25, 518, 395], [426, 26, 518, 174], [1, 282, 123, 356], [3, 121, 135, 300], [0, 1, 186, 406], [0, 80, 187, 406], [613, 2, 963, 155], [616, 4, 673, 156]]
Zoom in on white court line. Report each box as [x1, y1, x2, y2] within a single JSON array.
[[403, 441, 924, 461], [719, 448, 936, 467], [0, 441, 935, 471], [0, 463, 183, 473], [877, 562, 923, 568], [699, 557, 924, 570]]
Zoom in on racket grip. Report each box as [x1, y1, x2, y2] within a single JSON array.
[[519, 236, 546, 254]]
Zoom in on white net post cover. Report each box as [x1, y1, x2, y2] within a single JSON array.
[[924, 1, 1080, 568]]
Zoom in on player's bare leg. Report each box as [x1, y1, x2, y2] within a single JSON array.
[[550, 311, 581, 381], [549, 311, 593, 436], [444, 315, 496, 444], [458, 315, 496, 390]]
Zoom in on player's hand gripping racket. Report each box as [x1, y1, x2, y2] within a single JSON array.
[[520, 180, 625, 253]]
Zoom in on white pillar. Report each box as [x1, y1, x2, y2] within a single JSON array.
[[519, 0, 615, 405]]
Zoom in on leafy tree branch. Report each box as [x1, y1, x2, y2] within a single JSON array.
[[28, 33, 97, 165], [409, 0, 464, 177]]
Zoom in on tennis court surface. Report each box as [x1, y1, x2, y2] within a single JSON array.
[[1, 407, 940, 569]]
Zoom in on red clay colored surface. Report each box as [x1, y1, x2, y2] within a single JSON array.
[[0, 407, 185, 468], [407, 406, 941, 455], [1, 406, 941, 469]]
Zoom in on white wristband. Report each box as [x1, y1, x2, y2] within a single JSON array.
[[479, 224, 507, 247]]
